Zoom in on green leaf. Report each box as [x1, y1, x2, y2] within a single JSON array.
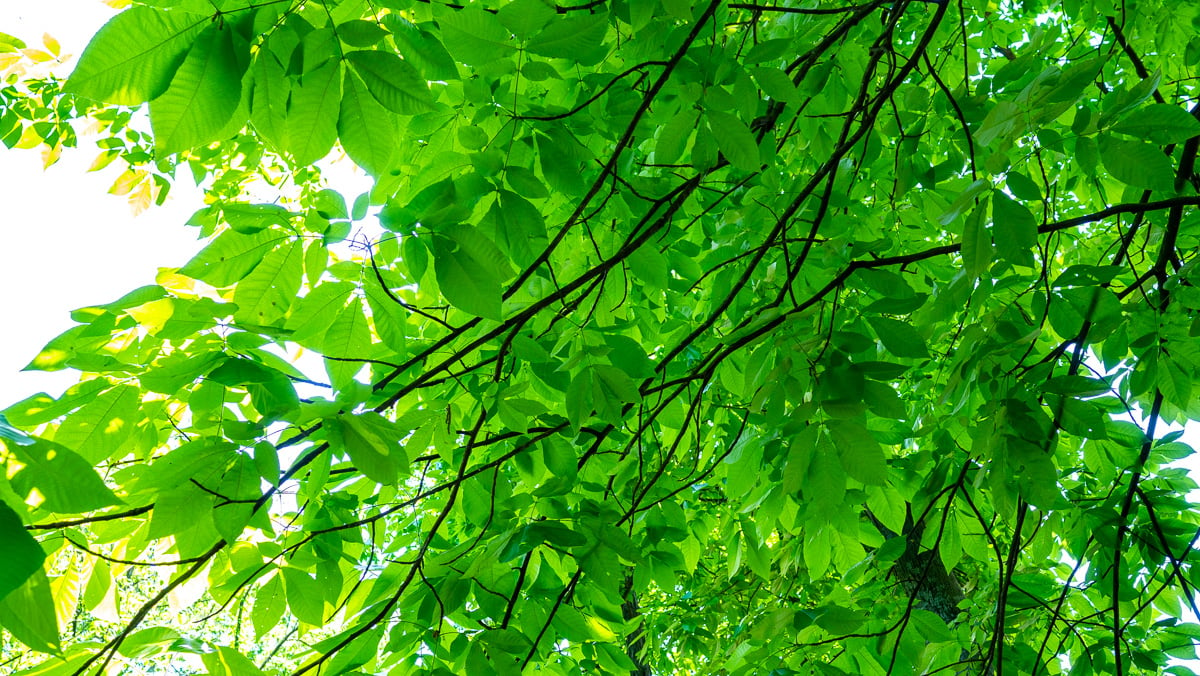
[[53, 384, 140, 463], [284, 60, 341, 165], [1112, 104, 1200, 144], [337, 19, 389, 48], [222, 203, 294, 235], [385, 16, 459, 81], [707, 109, 760, 172], [1098, 134, 1177, 191], [150, 25, 247, 155], [565, 368, 592, 431], [202, 646, 266, 676], [960, 199, 992, 279], [136, 440, 236, 495], [1006, 172, 1043, 201], [281, 568, 325, 625], [527, 13, 609, 63], [498, 0, 557, 39], [64, 7, 206, 105], [435, 6, 514, 65], [626, 245, 668, 290], [992, 191, 1037, 267], [323, 297, 373, 391], [363, 282, 409, 354], [286, 281, 354, 349], [975, 101, 1023, 146], [590, 365, 639, 424], [250, 50, 290, 152], [339, 70, 399, 177], [752, 66, 799, 104], [233, 240, 303, 326], [327, 412, 408, 485], [118, 627, 182, 659], [432, 225, 512, 320], [483, 190, 549, 268], [866, 317, 929, 359], [8, 439, 121, 514], [0, 502, 43, 601], [252, 574, 285, 639], [826, 420, 887, 485], [938, 179, 990, 226], [179, 229, 292, 288], [0, 569, 59, 654], [345, 50, 435, 116]]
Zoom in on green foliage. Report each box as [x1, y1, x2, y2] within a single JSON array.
[[4, 0, 1200, 674]]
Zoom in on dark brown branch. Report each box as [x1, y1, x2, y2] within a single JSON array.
[[514, 61, 669, 122], [26, 504, 153, 530], [64, 537, 207, 567], [730, 2, 876, 14]]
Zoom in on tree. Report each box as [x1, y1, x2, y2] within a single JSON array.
[[2, 0, 1200, 673]]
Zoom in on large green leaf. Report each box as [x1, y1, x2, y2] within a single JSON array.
[[992, 191, 1037, 267], [363, 282, 409, 354], [1112, 103, 1200, 144], [149, 24, 247, 155], [385, 16, 460, 81], [527, 13, 609, 63], [707, 109, 760, 173], [960, 199, 992, 280], [483, 190, 549, 268], [826, 420, 887, 485], [435, 6, 514, 65], [1098, 134, 1177, 191], [202, 646, 267, 676], [867, 317, 930, 359], [344, 50, 435, 116], [323, 297, 373, 391], [338, 70, 399, 177], [284, 60, 341, 165], [179, 229, 292, 288], [286, 281, 355, 350], [0, 569, 59, 654], [7, 439, 121, 514], [252, 574, 285, 639], [327, 412, 409, 485], [431, 225, 512, 321], [64, 6, 206, 105], [232, 240, 303, 326], [52, 384, 140, 463], [249, 50, 291, 152], [0, 502, 44, 601]]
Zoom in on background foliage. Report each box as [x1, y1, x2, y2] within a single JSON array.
[[3, 0, 1200, 673]]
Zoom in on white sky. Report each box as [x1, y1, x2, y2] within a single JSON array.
[[0, 3, 202, 407]]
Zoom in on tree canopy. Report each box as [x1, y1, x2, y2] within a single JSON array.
[[3, 0, 1200, 673]]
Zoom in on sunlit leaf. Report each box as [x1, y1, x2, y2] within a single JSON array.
[[64, 7, 206, 105]]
